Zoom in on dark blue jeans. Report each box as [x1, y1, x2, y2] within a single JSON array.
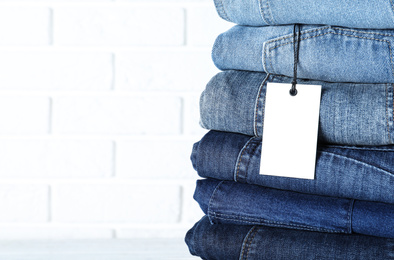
[[185, 216, 394, 260], [194, 179, 394, 238], [191, 131, 394, 204]]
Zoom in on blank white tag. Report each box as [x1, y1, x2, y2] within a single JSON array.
[[260, 83, 322, 179]]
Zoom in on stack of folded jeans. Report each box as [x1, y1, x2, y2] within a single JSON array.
[[185, 1, 394, 259]]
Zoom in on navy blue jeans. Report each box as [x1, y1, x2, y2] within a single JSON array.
[[191, 131, 394, 204], [194, 179, 394, 238], [185, 216, 394, 260]]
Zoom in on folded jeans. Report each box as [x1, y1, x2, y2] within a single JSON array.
[[200, 70, 394, 146], [185, 216, 394, 260], [194, 179, 394, 238], [213, 25, 394, 83], [213, 0, 394, 29], [191, 131, 394, 204]]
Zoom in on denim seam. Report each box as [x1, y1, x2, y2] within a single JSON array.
[[257, 0, 268, 25], [259, 0, 275, 25], [265, 26, 330, 45], [244, 226, 259, 260], [244, 139, 260, 181], [387, 84, 392, 142], [336, 27, 394, 37], [320, 151, 394, 177], [213, 0, 230, 22], [265, 26, 394, 45], [240, 226, 258, 260], [253, 73, 270, 136], [323, 145, 394, 152], [234, 137, 256, 182], [390, 0, 394, 19], [348, 199, 355, 234], [212, 213, 345, 233], [265, 28, 394, 80], [207, 180, 224, 223]]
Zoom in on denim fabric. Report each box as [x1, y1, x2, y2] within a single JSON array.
[[200, 70, 394, 145], [185, 216, 394, 260], [212, 25, 394, 83], [213, 0, 394, 29], [194, 179, 394, 238], [191, 131, 394, 204]]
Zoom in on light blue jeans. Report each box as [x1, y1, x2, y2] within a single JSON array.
[[191, 131, 394, 204], [214, 0, 394, 29], [200, 70, 394, 146], [213, 25, 394, 83]]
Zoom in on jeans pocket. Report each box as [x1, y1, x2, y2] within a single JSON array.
[[263, 26, 394, 83]]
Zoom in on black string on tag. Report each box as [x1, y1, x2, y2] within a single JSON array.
[[290, 24, 301, 96]]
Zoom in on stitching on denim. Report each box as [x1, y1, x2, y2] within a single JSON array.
[[320, 151, 394, 177], [260, 0, 275, 25], [212, 213, 343, 233], [244, 139, 260, 181], [323, 145, 394, 152], [337, 27, 394, 37], [389, 0, 394, 20], [265, 0, 276, 24], [240, 226, 257, 260], [265, 26, 393, 46], [266, 30, 394, 81], [258, 0, 268, 25], [234, 137, 256, 182], [254, 73, 270, 136], [387, 84, 392, 143], [244, 226, 259, 260], [265, 26, 330, 46], [348, 200, 355, 234], [207, 180, 224, 220], [212, 214, 344, 233], [214, 0, 230, 22]]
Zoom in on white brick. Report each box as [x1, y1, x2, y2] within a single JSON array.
[[0, 96, 49, 134], [52, 96, 182, 135], [187, 6, 233, 46], [0, 7, 50, 45], [0, 184, 48, 222], [117, 226, 190, 238], [116, 140, 195, 179], [119, 0, 208, 1], [53, 184, 181, 223], [182, 182, 204, 224], [54, 7, 184, 46], [183, 95, 209, 135], [0, 140, 113, 178], [0, 52, 112, 90], [115, 50, 218, 91], [0, 227, 112, 239]]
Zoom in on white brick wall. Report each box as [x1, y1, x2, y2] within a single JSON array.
[[0, 0, 232, 239]]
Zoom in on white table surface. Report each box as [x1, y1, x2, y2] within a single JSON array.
[[0, 238, 198, 260]]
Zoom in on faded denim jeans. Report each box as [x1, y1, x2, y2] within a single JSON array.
[[191, 131, 394, 204], [213, 25, 394, 83], [194, 179, 394, 238], [185, 216, 394, 260], [200, 70, 394, 146], [213, 0, 394, 29]]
